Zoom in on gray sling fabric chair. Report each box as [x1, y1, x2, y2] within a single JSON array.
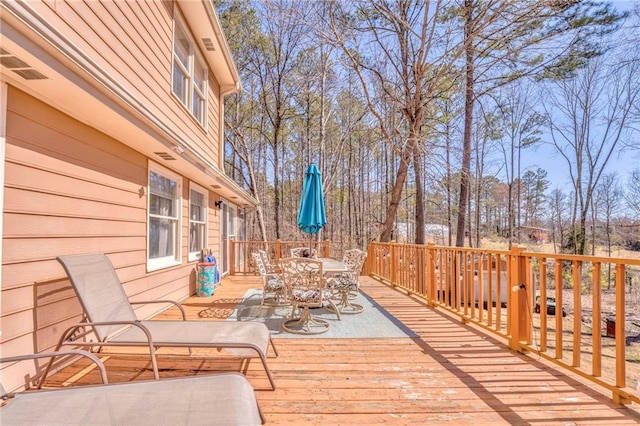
[[1, 350, 265, 425], [49, 253, 277, 390]]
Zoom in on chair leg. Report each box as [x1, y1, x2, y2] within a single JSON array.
[[269, 336, 279, 357], [326, 299, 342, 320], [261, 288, 288, 307], [326, 288, 364, 315], [282, 307, 330, 335]]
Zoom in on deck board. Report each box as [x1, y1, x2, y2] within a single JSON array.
[[44, 275, 640, 425]]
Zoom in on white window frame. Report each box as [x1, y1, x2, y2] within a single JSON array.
[[172, 9, 208, 127], [147, 161, 182, 271], [188, 182, 208, 262]]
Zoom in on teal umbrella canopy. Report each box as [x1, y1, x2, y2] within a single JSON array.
[[297, 163, 326, 235]]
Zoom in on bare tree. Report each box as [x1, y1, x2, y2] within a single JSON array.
[[325, 0, 460, 243], [594, 173, 622, 257], [544, 54, 640, 254], [626, 169, 640, 221], [219, 0, 270, 240], [454, 0, 621, 247], [494, 81, 544, 246], [548, 188, 569, 253], [252, 0, 311, 238]]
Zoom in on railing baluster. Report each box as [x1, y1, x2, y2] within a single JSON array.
[[278, 240, 640, 406], [593, 261, 602, 377]]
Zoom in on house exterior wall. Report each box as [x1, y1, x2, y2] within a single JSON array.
[[0, 1, 253, 392], [1, 86, 223, 389], [24, 0, 221, 163]]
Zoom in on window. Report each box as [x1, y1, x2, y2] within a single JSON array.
[[148, 163, 182, 270], [172, 12, 208, 126], [189, 183, 208, 261]]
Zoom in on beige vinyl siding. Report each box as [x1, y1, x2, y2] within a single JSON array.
[[0, 87, 208, 389], [207, 197, 222, 260], [27, 0, 220, 165]]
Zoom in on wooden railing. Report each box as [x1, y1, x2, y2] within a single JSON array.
[[229, 239, 331, 275], [367, 242, 640, 405], [229, 238, 640, 405]]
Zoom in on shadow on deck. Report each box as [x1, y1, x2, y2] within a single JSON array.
[[46, 275, 640, 425]]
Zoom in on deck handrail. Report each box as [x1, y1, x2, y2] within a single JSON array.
[[230, 239, 331, 275], [366, 241, 640, 406], [231, 238, 640, 405]]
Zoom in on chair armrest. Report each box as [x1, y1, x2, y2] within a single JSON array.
[[58, 320, 155, 351], [130, 299, 187, 320], [0, 349, 109, 395]]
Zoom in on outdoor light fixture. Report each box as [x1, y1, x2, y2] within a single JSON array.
[[214, 200, 223, 209]]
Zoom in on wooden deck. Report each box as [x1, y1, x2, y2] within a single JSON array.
[[46, 275, 640, 425]]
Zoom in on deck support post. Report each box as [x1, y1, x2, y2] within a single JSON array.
[[508, 245, 530, 351]]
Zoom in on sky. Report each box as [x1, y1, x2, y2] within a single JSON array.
[[517, 0, 638, 193]]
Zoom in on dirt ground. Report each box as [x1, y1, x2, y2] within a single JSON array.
[[484, 238, 640, 394], [540, 288, 640, 394]]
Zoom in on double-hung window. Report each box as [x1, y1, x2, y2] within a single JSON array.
[[189, 183, 208, 261], [172, 13, 208, 126], [148, 163, 182, 270]]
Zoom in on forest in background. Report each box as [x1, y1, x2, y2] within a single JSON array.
[[216, 0, 640, 256]]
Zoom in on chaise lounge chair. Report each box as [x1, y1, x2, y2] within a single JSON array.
[[1, 350, 265, 425], [48, 253, 277, 390]]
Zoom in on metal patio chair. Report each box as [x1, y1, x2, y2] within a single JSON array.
[[326, 249, 368, 314], [47, 253, 278, 390], [289, 247, 316, 258], [280, 257, 339, 335], [257, 249, 278, 274], [252, 252, 287, 306]]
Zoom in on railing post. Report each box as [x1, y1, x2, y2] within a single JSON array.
[[229, 237, 236, 276], [275, 239, 281, 263], [508, 245, 529, 351], [427, 243, 436, 306], [363, 242, 373, 276], [389, 242, 396, 286], [416, 245, 425, 295]]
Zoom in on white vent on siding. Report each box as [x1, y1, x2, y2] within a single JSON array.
[[202, 38, 216, 51], [154, 152, 177, 161]]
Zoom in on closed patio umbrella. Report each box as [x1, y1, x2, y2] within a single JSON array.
[[297, 163, 326, 252]]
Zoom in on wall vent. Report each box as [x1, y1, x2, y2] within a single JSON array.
[[0, 56, 30, 68], [12, 69, 48, 80], [1, 49, 48, 80], [202, 38, 216, 51], [154, 151, 177, 161]]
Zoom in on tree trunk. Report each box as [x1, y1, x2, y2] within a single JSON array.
[[379, 141, 415, 242], [456, 0, 474, 247], [414, 144, 425, 245]]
